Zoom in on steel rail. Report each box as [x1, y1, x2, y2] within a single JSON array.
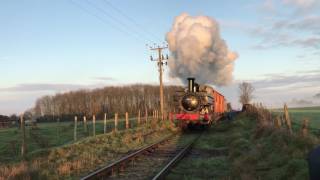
[[152, 132, 203, 180], [80, 134, 176, 180]]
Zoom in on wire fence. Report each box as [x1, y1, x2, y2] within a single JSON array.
[[0, 110, 166, 164]]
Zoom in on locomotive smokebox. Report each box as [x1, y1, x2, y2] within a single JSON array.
[[187, 77, 195, 92]]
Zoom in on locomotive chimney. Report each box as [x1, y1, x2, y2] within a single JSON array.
[[187, 77, 195, 92]]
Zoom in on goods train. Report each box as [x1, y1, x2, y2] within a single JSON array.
[[172, 77, 226, 128]]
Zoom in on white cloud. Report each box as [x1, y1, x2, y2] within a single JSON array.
[[262, 0, 276, 12], [93, 77, 115, 81], [228, 70, 320, 108], [0, 83, 90, 92], [283, 0, 317, 9], [314, 93, 320, 99]]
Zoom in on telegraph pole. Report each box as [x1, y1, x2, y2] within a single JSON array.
[[149, 44, 169, 121]]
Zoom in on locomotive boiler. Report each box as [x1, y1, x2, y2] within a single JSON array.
[[172, 77, 225, 128]]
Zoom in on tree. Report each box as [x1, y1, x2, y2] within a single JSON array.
[[238, 82, 254, 105], [30, 85, 183, 122]]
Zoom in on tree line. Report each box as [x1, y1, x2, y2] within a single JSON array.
[[31, 84, 183, 122]]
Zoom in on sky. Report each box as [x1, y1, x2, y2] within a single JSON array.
[[0, 0, 320, 115]]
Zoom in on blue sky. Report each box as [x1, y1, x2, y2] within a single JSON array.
[[1, 0, 320, 115]]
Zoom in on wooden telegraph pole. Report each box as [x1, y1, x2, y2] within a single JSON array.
[[149, 44, 169, 121]]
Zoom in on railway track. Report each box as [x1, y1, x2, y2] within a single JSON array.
[[81, 132, 202, 180]]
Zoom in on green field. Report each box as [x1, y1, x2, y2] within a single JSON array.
[[0, 117, 142, 164], [272, 106, 320, 130]]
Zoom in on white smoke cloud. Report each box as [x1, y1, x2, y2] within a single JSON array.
[[166, 13, 238, 86]]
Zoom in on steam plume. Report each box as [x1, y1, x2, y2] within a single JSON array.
[[166, 13, 238, 86]]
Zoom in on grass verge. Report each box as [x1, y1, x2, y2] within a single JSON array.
[[168, 113, 318, 180], [0, 121, 178, 179]]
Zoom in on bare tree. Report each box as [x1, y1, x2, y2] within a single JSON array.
[[238, 82, 254, 105], [31, 85, 183, 122]]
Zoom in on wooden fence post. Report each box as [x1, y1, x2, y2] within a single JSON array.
[[274, 115, 282, 129], [57, 117, 60, 143], [104, 113, 107, 134], [114, 113, 118, 132], [20, 115, 26, 158], [93, 115, 96, 136], [74, 116, 77, 141], [126, 112, 129, 129], [83, 116, 87, 133], [284, 103, 292, 133], [301, 118, 309, 137], [138, 110, 141, 125], [157, 110, 160, 121], [156, 110, 158, 121], [162, 111, 164, 121], [145, 109, 148, 124], [163, 111, 166, 121]]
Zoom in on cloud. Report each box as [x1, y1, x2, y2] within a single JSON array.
[[314, 93, 320, 99], [218, 19, 250, 31], [251, 1, 320, 53], [245, 71, 320, 92], [232, 70, 320, 108], [295, 69, 320, 74], [261, 0, 276, 12], [220, 74, 320, 109], [293, 37, 320, 48], [282, 0, 319, 10], [259, 0, 320, 17], [93, 77, 115, 81], [250, 22, 320, 50], [0, 83, 93, 92], [289, 98, 313, 106], [273, 16, 320, 35]]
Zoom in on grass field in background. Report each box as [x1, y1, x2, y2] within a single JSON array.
[[272, 106, 320, 129], [0, 117, 142, 164]]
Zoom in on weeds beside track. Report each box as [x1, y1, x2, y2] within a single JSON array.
[[81, 132, 202, 180]]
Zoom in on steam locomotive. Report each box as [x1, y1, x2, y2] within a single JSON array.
[[172, 77, 225, 128]]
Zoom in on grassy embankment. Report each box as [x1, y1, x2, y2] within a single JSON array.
[[0, 120, 178, 179], [168, 111, 318, 179], [0, 117, 140, 164]]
